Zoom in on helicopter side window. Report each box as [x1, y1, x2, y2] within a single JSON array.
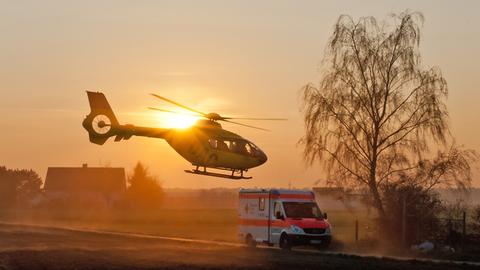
[[236, 141, 249, 155], [228, 141, 235, 152], [208, 138, 229, 152], [211, 139, 254, 155], [229, 141, 237, 153], [208, 138, 217, 148], [217, 140, 230, 152], [226, 140, 250, 156]]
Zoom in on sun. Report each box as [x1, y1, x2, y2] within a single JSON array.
[[159, 113, 198, 129]]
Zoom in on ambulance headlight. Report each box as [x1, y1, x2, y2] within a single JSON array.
[[290, 225, 304, 234]]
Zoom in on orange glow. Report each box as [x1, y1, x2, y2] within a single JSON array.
[[158, 113, 198, 129]]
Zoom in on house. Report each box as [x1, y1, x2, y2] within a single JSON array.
[[43, 164, 126, 206]]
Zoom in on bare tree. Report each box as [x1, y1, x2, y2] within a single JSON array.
[[300, 11, 476, 220]]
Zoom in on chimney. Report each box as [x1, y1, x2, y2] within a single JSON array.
[[82, 163, 88, 168]]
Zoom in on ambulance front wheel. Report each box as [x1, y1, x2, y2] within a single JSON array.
[[245, 234, 257, 248], [279, 233, 291, 250]]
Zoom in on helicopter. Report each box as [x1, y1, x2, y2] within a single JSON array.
[[82, 91, 285, 179]]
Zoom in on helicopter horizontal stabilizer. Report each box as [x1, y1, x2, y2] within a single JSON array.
[[184, 169, 252, 180]]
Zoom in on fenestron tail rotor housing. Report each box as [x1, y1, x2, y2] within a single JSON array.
[[92, 114, 112, 135]]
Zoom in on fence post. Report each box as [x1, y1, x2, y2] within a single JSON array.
[[402, 195, 406, 246], [462, 211, 466, 250], [355, 219, 359, 244]]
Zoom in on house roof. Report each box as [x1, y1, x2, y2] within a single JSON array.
[[44, 167, 126, 194]]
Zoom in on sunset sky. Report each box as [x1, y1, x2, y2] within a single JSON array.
[[1, 0, 479, 189]]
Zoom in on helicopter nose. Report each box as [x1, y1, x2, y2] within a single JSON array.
[[258, 151, 268, 165]]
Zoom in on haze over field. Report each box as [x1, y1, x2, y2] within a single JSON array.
[[1, 0, 479, 188]]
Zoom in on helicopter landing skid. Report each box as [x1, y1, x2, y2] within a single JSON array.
[[184, 169, 252, 180]]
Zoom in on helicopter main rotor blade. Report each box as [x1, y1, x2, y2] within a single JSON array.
[[150, 93, 207, 116], [222, 117, 287, 121], [148, 107, 202, 117], [222, 119, 270, 131]]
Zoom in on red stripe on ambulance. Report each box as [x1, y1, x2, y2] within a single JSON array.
[[238, 218, 289, 228]]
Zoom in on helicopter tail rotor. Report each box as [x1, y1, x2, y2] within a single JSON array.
[[82, 91, 120, 145]]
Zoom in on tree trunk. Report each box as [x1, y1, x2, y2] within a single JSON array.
[[370, 151, 386, 220], [370, 181, 385, 220]]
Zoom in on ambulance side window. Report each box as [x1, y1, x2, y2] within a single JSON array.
[[258, 197, 265, 211]]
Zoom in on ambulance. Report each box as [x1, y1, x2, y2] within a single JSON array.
[[238, 189, 331, 249]]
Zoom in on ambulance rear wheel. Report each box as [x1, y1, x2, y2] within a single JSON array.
[[279, 233, 291, 250], [245, 234, 257, 248]]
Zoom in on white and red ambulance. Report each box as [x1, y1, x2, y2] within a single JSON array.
[[238, 189, 331, 249]]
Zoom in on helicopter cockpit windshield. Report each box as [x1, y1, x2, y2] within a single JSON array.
[[208, 138, 261, 157]]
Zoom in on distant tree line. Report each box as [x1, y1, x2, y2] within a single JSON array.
[[0, 166, 42, 208]]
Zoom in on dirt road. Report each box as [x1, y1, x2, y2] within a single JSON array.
[[0, 223, 477, 270]]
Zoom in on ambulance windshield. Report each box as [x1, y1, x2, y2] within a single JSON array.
[[282, 202, 322, 219]]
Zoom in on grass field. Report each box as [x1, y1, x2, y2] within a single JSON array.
[[1, 208, 372, 245], [3, 223, 476, 270], [7, 207, 480, 263]]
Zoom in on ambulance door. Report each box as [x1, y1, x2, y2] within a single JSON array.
[[270, 200, 286, 244], [255, 196, 269, 242], [240, 194, 270, 243]]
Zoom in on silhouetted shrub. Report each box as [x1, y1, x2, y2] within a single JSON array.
[[125, 162, 164, 210], [0, 166, 42, 209], [382, 184, 443, 246], [471, 205, 480, 235]]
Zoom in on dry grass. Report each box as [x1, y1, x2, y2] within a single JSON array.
[[1, 208, 373, 245]]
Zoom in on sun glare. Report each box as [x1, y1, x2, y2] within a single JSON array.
[[160, 113, 198, 129]]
